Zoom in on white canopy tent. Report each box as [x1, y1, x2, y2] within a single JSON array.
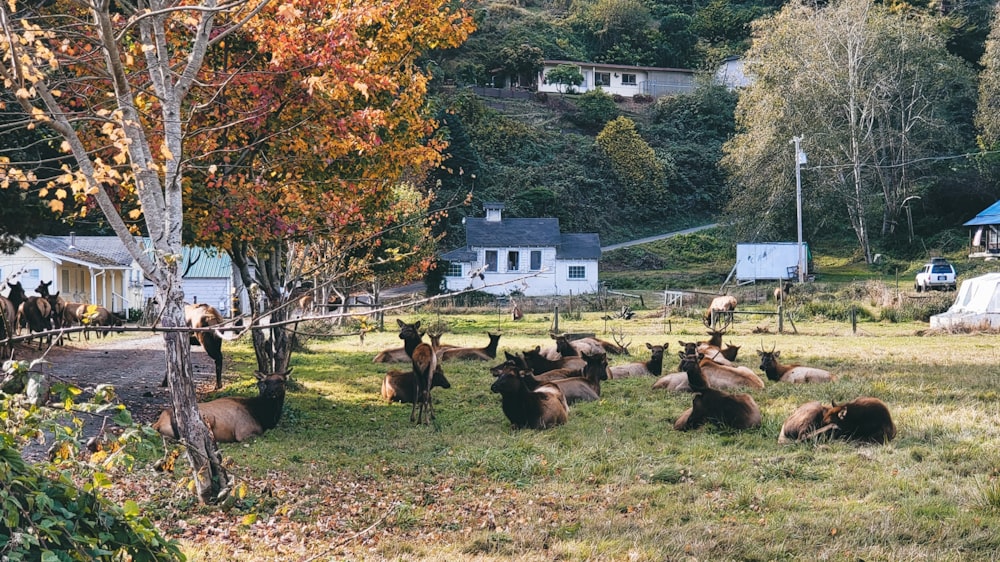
[[930, 273, 1000, 329]]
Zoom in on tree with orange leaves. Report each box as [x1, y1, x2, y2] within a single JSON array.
[[0, 0, 472, 502], [181, 0, 474, 375]]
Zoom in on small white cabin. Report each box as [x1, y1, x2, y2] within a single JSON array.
[[440, 203, 601, 296], [537, 60, 695, 98]]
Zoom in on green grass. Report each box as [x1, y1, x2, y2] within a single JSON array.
[[133, 310, 1000, 561]]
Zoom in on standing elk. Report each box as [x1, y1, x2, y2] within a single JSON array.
[[153, 370, 290, 443], [17, 295, 56, 350], [397, 319, 439, 424], [773, 282, 793, 303], [705, 294, 737, 326], [673, 351, 761, 431], [757, 345, 835, 383], [490, 368, 568, 429], [187, 303, 226, 389], [0, 295, 14, 357], [609, 343, 667, 379], [381, 367, 451, 404]]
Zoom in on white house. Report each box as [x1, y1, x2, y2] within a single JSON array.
[[440, 202, 601, 296], [0, 235, 242, 316], [715, 56, 751, 90], [537, 60, 695, 98]]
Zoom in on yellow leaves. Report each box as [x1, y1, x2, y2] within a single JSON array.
[[60, 141, 71, 153], [353, 81, 369, 99], [276, 3, 302, 21], [128, 208, 143, 220], [160, 143, 174, 161], [49, 199, 64, 213], [15, 87, 33, 99]]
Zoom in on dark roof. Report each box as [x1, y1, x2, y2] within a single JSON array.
[[557, 233, 601, 260], [543, 59, 694, 74], [440, 248, 477, 262], [965, 200, 1000, 226], [465, 217, 562, 247], [27, 235, 134, 268]]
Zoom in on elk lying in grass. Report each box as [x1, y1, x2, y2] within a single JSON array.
[[373, 326, 436, 363], [757, 346, 834, 383], [438, 332, 501, 362], [524, 351, 607, 404], [779, 397, 896, 444], [397, 319, 439, 424], [153, 370, 289, 443], [610, 343, 667, 379], [381, 368, 451, 403], [523, 346, 585, 375], [653, 341, 764, 391], [552, 334, 625, 356], [673, 351, 761, 431], [490, 369, 568, 429], [695, 315, 739, 366]]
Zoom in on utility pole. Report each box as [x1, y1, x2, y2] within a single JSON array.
[[791, 136, 806, 284]]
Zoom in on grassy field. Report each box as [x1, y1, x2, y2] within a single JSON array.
[[132, 308, 1000, 561]]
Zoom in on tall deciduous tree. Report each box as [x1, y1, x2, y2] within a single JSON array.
[[0, 0, 259, 502], [722, 0, 974, 263], [182, 0, 473, 375]]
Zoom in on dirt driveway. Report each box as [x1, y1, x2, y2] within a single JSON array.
[[14, 332, 226, 426]]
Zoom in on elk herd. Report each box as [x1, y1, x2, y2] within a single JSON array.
[[375, 309, 895, 446]]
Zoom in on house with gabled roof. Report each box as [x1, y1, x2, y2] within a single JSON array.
[[439, 202, 601, 296], [538, 60, 695, 99], [0, 234, 241, 316], [965, 200, 1000, 259]]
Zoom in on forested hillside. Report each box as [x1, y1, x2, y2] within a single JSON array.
[[426, 0, 999, 259]]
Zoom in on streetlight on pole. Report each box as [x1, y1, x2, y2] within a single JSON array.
[[791, 136, 807, 283]]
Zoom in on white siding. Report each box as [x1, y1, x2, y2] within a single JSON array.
[[443, 245, 599, 296]]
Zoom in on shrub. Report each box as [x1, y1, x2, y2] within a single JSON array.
[[633, 93, 654, 103]]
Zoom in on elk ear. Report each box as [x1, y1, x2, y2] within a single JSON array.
[[757, 350, 764, 357], [254, 371, 265, 382], [646, 342, 653, 350], [774, 351, 781, 358], [677, 350, 685, 360], [413, 320, 421, 330], [396, 319, 405, 328]]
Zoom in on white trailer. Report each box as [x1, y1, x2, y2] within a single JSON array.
[[735, 242, 809, 282]]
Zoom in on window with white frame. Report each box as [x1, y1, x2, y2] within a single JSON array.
[[507, 251, 519, 272], [22, 269, 39, 291], [595, 72, 611, 87], [485, 250, 498, 272], [621, 73, 637, 86], [530, 251, 542, 271], [445, 262, 463, 277], [568, 266, 586, 280]]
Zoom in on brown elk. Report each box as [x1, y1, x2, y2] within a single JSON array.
[[777, 401, 827, 443], [373, 326, 432, 363], [609, 343, 667, 379], [696, 315, 738, 366], [705, 295, 737, 326], [757, 345, 835, 383], [490, 368, 568, 429], [397, 319, 439, 424], [438, 332, 501, 362], [153, 370, 290, 443], [0, 295, 14, 357], [773, 282, 793, 303], [524, 351, 607, 404], [779, 398, 896, 444], [186, 303, 225, 389], [522, 345, 586, 375], [673, 351, 761, 431], [552, 333, 625, 356], [17, 296, 55, 349], [381, 367, 451, 403], [653, 340, 765, 391]]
